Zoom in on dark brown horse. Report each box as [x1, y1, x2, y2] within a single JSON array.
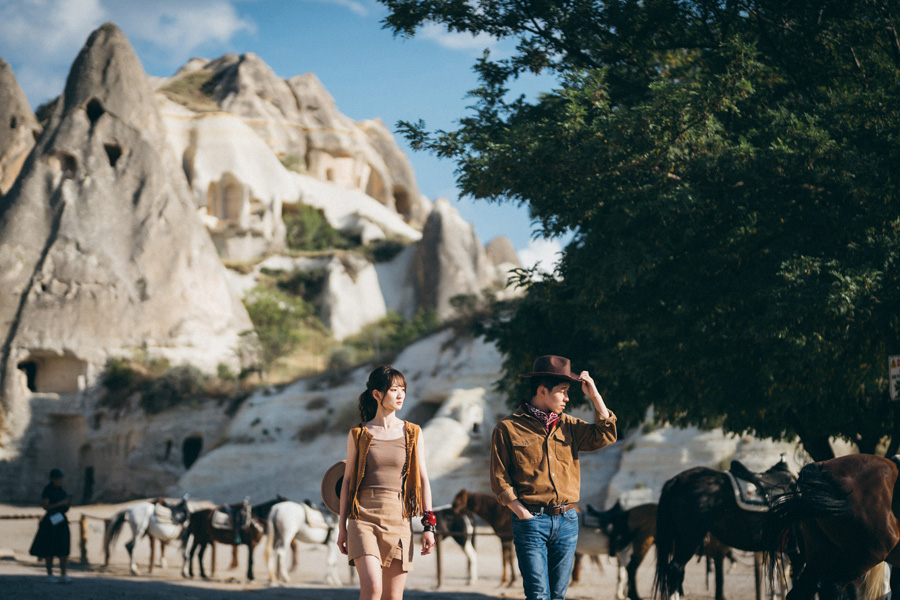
[[654, 459, 801, 600], [182, 500, 265, 581], [769, 454, 900, 600], [452, 489, 516, 586], [581, 501, 657, 600]]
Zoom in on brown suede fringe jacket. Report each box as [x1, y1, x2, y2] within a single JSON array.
[[345, 421, 424, 520]]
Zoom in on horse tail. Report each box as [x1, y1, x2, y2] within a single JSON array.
[[653, 477, 679, 600], [104, 509, 128, 560]]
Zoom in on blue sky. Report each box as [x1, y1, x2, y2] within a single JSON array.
[[0, 0, 565, 268]]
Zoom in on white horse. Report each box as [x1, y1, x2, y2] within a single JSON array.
[[266, 500, 340, 586], [104, 495, 191, 575]]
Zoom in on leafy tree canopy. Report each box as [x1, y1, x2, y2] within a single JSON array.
[[380, 0, 900, 460]]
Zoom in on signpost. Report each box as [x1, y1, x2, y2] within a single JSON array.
[[891, 355, 900, 401]]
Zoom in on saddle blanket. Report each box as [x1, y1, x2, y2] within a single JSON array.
[[304, 505, 329, 530], [211, 510, 233, 530], [725, 472, 770, 512], [154, 504, 176, 526]]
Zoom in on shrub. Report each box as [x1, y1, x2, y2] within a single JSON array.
[[283, 204, 350, 251], [243, 286, 316, 375]]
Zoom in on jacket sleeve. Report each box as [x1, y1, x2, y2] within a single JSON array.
[[490, 424, 519, 507], [571, 409, 618, 452]]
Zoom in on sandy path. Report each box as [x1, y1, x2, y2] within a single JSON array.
[[0, 502, 763, 600]]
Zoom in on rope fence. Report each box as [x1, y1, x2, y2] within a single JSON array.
[[0, 512, 111, 566]]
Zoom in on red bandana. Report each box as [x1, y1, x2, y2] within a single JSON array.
[[524, 402, 560, 432]]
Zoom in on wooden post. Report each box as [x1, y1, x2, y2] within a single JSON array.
[[435, 532, 443, 588], [103, 518, 111, 566], [79, 514, 89, 565]]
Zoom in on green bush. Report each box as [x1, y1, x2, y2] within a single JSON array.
[[283, 204, 350, 251], [140, 364, 206, 415], [334, 309, 442, 367], [243, 286, 317, 374]]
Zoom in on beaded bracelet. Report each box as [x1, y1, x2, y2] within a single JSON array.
[[423, 524, 436, 533]]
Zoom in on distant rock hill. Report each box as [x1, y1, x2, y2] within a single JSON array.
[[0, 22, 521, 500]]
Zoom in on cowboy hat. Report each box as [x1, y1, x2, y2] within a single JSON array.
[[518, 355, 582, 382], [321, 460, 346, 515]]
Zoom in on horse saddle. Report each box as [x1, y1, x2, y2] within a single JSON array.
[[726, 459, 795, 513], [211, 508, 235, 530], [154, 503, 177, 526], [303, 504, 330, 530]]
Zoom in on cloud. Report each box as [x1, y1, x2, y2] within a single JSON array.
[[306, 0, 369, 17], [105, 1, 255, 62], [517, 238, 563, 276], [0, 0, 254, 106], [418, 22, 496, 52]]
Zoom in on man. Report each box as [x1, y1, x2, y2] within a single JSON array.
[[490, 355, 617, 600]]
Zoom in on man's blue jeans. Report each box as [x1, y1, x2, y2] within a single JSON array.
[[512, 508, 579, 600]]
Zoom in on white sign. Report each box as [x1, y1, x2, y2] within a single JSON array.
[[891, 355, 900, 401]]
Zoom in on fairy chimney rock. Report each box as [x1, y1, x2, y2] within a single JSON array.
[[0, 59, 41, 194], [414, 198, 495, 320], [0, 23, 252, 440]]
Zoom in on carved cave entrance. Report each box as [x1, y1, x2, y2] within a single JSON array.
[[183, 435, 202, 469]]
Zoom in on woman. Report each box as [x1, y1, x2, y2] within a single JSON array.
[[29, 468, 73, 583], [337, 365, 436, 600]]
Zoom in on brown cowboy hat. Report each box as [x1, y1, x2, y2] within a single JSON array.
[[518, 355, 582, 382], [321, 460, 346, 515]]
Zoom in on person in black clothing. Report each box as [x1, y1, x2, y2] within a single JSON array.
[[29, 468, 73, 583]]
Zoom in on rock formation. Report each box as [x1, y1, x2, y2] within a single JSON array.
[[0, 59, 41, 194], [161, 54, 428, 229], [0, 23, 252, 472], [414, 198, 497, 320]]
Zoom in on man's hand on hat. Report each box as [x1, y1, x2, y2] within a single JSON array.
[[579, 371, 602, 402]]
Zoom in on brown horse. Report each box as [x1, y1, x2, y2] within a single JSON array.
[[451, 489, 516, 586], [654, 459, 801, 600], [581, 501, 657, 600], [769, 454, 900, 600], [182, 500, 265, 581]]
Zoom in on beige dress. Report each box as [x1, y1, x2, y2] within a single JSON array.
[[347, 437, 414, 570]]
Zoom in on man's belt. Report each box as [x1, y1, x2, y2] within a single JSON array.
[[523, 503, 577, 516]]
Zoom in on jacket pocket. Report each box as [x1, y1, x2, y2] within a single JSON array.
[[555, 429, 574, 461], [512, 436, 543, 465]]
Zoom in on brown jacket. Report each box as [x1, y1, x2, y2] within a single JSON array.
[[490, 406, 617, 508], [345, 421, 424, 520]]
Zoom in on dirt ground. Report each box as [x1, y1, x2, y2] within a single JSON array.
[[0, 502, 764, 600]]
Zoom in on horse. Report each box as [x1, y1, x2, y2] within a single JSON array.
[[571, 511, 614, 586], [181, 499, 265, 581], [266, 500, 340, 586], [225, 496, 287, 572], [103, 495, 190, 575], [768, 453, 900, 600], [451, 489, 516, 586], [577, 501, 657, 600], [654, 458, 801, 600], [433, 505, 478, 587]]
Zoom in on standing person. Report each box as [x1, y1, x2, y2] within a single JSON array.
[[29, 468, 73, 583], [490, 355, 617, 600], [336, 365, 436, 600]]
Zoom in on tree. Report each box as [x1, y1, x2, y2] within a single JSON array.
[[380, 0, 900, 460]]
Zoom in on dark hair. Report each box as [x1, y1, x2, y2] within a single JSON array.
[[358, 365, 407, 422], [530, 375, 570, 398]]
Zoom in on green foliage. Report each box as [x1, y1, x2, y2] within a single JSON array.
[[99, 357, 251, 415], [279, 154, 307, 174], [159, 70, 220, 112], [331, 309, 442, 368], [283, 204, 351, 251], [383, 0, 900, 460], [365, 238, 408, 263], [243, 285, 318, 374]]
